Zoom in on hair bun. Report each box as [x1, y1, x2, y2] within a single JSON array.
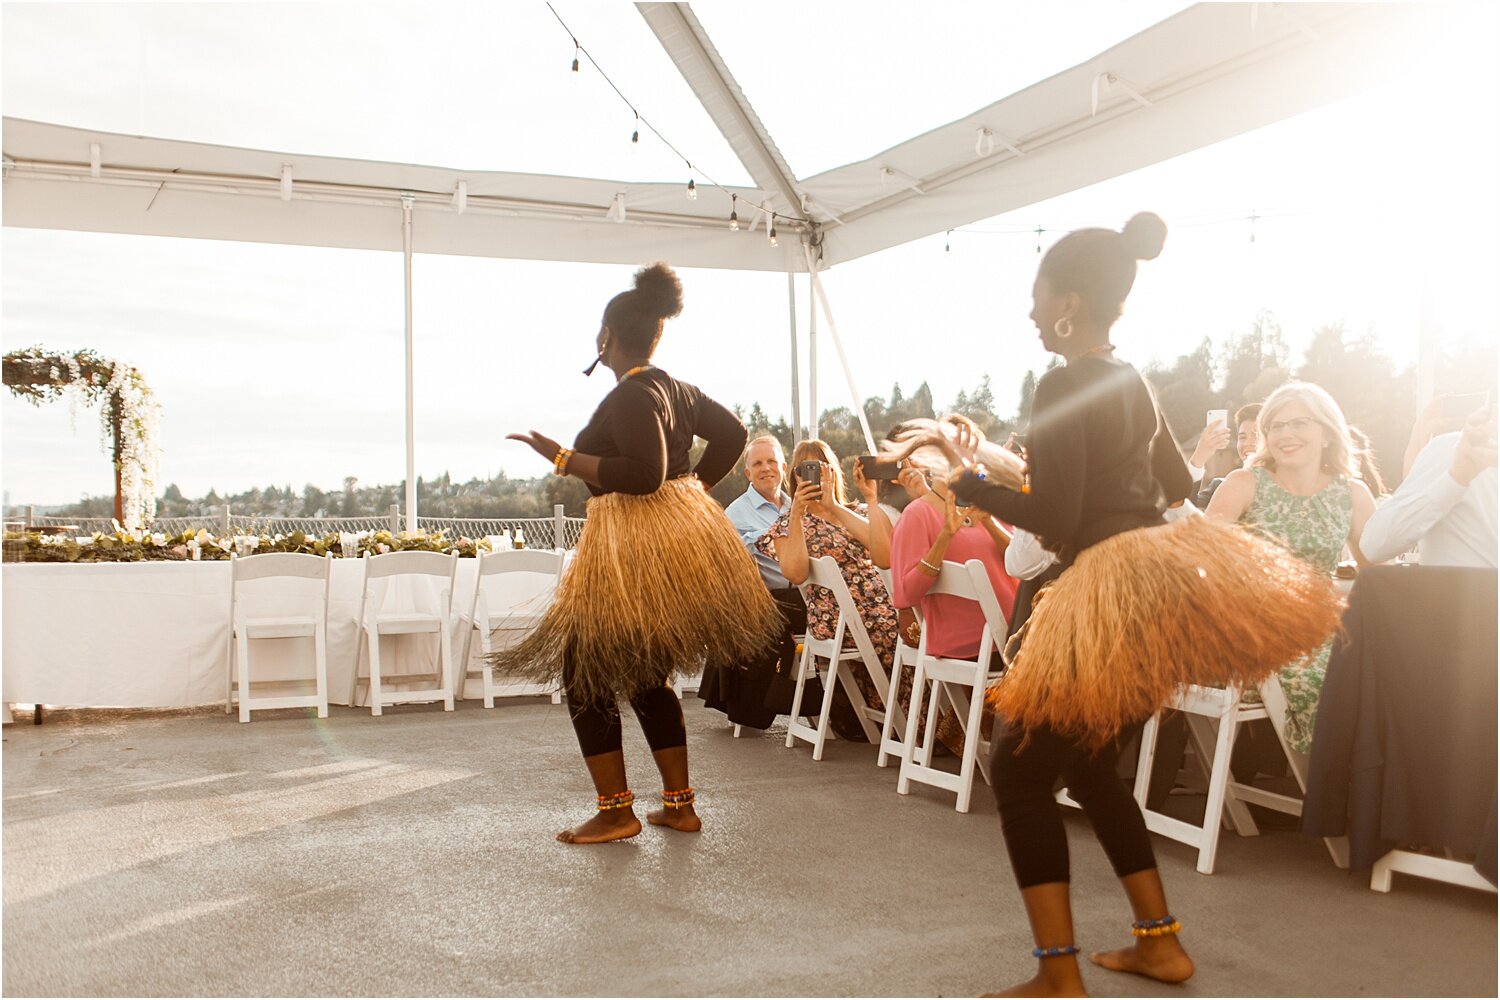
[[633, 262, 684, 320], [1120, 212, 1167, 261]]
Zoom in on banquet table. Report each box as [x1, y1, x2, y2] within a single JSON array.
[[1302, 564, 1498, 890], [2, 558, 565, 712]]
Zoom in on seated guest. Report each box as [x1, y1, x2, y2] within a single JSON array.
[[702, 435, 808, 729], [888, 441, 1018, 752], [755, 439, 899, 741], [1206, 382, 1376, 754], [1192, 403, 1262, 508], [1360, 406, 1497, 566]]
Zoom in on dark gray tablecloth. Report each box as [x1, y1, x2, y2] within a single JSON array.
[[1302, 565, 1497, 884]]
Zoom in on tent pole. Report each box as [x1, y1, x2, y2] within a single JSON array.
[[808, 265, 818, 441], [401, 194, 417, 534], [803, 245, 877, 455], [1416, 282, 1437, 412], [787, 270, 801, 441]]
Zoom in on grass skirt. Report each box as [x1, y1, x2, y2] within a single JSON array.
[[988, 516, 1344, 748], [487, 477, 782, 705]]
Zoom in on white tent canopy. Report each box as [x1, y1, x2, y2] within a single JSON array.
[[1, 2, 1426, 527], [3, 3, 1419, 272]]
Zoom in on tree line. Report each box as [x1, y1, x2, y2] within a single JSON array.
[[44, 313, 1495, 520]]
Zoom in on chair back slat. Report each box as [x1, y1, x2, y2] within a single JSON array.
[[923, 558, 1009, 661], [804, 555, 886, 675], [231, 551, 331, 583], [363, 550, 457, 579], [479, 549, 565, 577]]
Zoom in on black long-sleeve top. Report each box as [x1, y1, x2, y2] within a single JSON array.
[[572, 368, 747, 496], [953, 354, 1192, 555]]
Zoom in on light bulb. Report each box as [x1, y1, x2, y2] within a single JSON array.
[[631, 130, 639, 144], [572, 57, 579, 72], [686, 178, 697, 200], [730, 212, 739, 231], [768, 217, 778, 247]]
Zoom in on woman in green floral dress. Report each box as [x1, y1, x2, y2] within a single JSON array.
[[1207, 382, 1377, 752]]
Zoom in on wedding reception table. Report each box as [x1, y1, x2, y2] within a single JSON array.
[[2, 557, 564, 712]]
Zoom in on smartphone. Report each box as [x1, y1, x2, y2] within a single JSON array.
[[857, 456, 902, 481], [1442, 392, 1490, 422], [1206, 408, 1229, 431], [796, 460, 822, 487]]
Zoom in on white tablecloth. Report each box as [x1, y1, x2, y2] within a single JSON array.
[[2, 559, 563, 709]]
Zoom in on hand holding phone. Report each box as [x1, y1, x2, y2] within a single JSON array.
[[856, 456, 903, 481], [1441, 392, 1490, 423]]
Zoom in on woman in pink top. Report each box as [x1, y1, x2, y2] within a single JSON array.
[[891, 467, 1018, 659]]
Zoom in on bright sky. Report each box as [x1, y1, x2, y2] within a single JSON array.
[[3, 2, 1497, 507]]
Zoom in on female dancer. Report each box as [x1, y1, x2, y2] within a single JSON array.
[[899, 214, 1342, 996], [500, 262, 780, 845]]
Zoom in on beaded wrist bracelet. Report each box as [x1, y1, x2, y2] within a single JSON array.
[[596, 790, 635, 811], [553, 447, 574, 476], [1032, 945, 1081, 959], [1131, 915, 1182, 938], [661, 787, 696, 809]]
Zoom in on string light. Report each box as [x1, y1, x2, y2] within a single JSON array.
[[768, 214, 778, 247], [544, 2, 809, 238], [945, 229, 952, 252], [729, 194, 740, 231], [1248, 209, 1259, 243], [1035, 226, 1044, 253]]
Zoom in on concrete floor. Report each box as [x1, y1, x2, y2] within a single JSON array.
[[2, 699, 1495, 998]]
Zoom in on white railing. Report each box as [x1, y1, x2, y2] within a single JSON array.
[[10, 503, 586, 550]]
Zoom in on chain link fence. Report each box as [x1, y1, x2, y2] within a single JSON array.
[[11, 506, 586, 550]]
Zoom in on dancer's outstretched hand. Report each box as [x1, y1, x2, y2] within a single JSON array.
[[507, 430, 562, 463], [944, 415, 984, 471]]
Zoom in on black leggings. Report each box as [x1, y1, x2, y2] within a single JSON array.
[[990, 720, 1157, 889], [566, 682, 687, 758]]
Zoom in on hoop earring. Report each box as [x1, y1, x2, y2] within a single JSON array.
[[1054, 317, 1074, 340]]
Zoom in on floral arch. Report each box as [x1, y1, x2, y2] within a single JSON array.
[[3, 347, 162, 530]]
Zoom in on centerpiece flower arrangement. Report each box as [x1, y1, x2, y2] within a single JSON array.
[[2, 528, 489, 563]]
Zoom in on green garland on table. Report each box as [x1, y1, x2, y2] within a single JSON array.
[[2, 529, 490, 563]]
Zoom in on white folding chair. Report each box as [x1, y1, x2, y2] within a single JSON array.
[[226, 552, 331, 722], [1131, 675, 1349, 874], [349, 551, 458, 716], [455, 549, 565, 708], [891, 559, 1007, 812], [785, 555, 903, 760]]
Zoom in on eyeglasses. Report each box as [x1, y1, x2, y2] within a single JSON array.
[[1267, 416, 1317, 436]]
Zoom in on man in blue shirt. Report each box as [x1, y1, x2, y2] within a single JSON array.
[[702, 435, 809, 729], [725, 435, 793, 589]]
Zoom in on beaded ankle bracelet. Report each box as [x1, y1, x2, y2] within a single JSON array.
[[596, 790, 635, 812], [1032, 945, 1081, 959], [1131, 915, 1182, 938], [661, 787, 696, 809]]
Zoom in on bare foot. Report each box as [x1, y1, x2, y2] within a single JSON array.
[[979, 972, 1087, 997], [647, 804, 702, 832], [1089, 938, 1194, 984], [556, 808, 642, 844]]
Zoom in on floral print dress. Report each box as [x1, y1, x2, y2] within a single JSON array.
[[755, 504, 902, 738], [1240, 466, 1353, 753]]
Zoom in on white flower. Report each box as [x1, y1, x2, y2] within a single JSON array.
[[151, 532, 167, 547], [376, 542, 390, 554], [195, 529, 211, 545]]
